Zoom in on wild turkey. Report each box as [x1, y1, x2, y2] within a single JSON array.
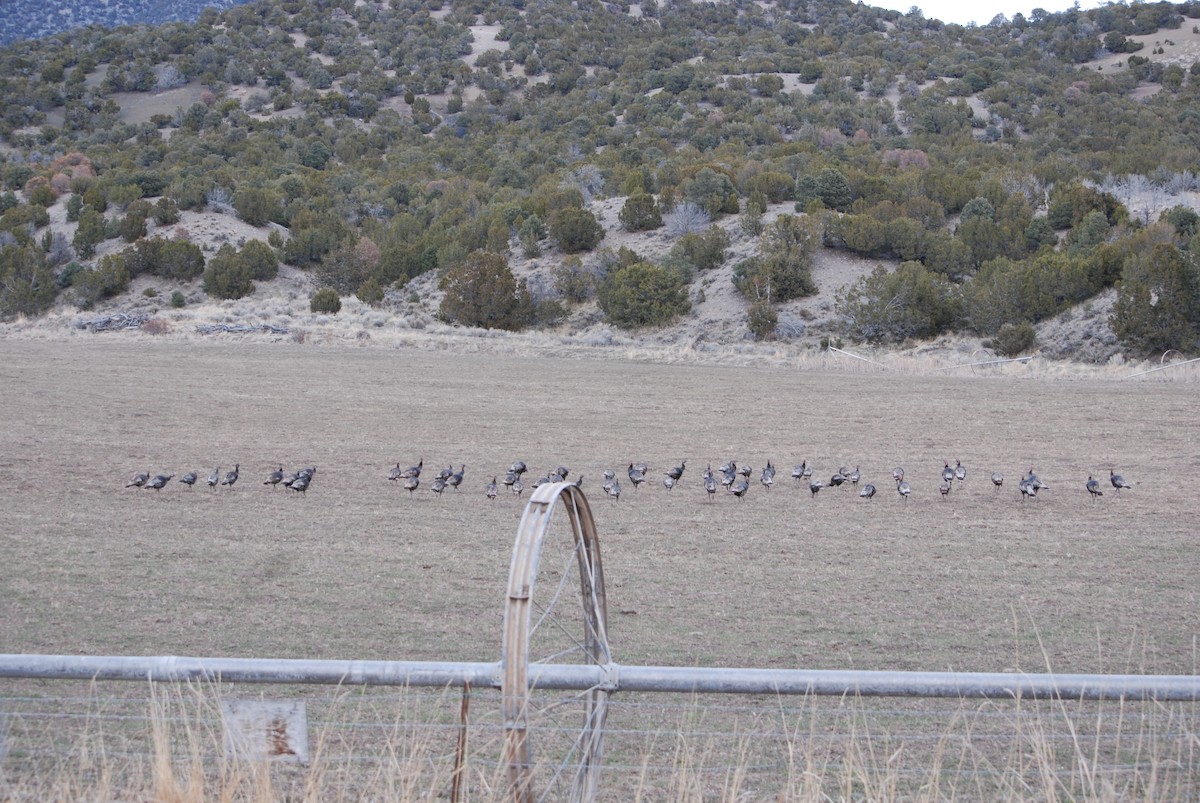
[[289, 474, 310, 495], [401, 460, 423, 479], [791, 462, 806, 483], [892, 466, 905, 483], [282, 471, 301, 488], [1086, 476, 1104, 500], [829, 471, 847, 488], [939, 480, 952, 499], [145, 472, 175, 490], [448, 465, 465, 490], [503, 470, 517, 489], [221, 464, 240, 489], [553, 466, 570, 481], [179, 471, 198, 489], [264, 466, 284, 488], [486, 476, 499, 501], [809, 478, 824, 498], [663, 475, 676, 492], [606, 479, 621, 502], [512, 478, 524, 498], [436, 464, 454, 482], [737, 463, 751, 478], [509, 460, 527, 476], [431, 476, 447, 496], [859, 483, 876, 500], [849, 466, 861, 488], [1025, 468, 1048, 492], [760, 469, 774, 491], [941, 462, 955, 484], [387, 463, 404, 481], [126, 471, 150, 488], [896, 479, 912, 503], [802, 463, 814, 480], [601, 471, 616, 497], [730, 477, 750, 500], [206, 467, 220, 491], [1109, 469, 1132, 493], [627, 463, 646, 489], [1018, 477, 1038, 501], [991, 472, 1004, 491], [703, 471, 717, 501], [403, 476, 419, 497], [720, 465, 737, 488], [760, 461, 776, 490], [954, 460, 966, 486], [667, 461, 686, 482]]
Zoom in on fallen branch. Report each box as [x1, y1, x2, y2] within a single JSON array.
[[194, 323, 290, 336], [76, 312, 150, 332]]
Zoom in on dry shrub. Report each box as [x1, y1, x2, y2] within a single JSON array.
[[291, 328, 307, 344], [140, 318, 172, 335]]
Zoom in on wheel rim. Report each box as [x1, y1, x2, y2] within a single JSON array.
[[502, 481, 611, 802]]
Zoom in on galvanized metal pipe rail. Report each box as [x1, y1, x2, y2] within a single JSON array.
[[3, 654, 1199, 701]]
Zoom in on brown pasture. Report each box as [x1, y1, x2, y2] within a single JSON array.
[[1, 339, 1198, 678]]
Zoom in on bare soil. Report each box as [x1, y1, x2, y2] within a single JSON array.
[[2, 339, 1197, 679]]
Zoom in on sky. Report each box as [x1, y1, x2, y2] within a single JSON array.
[[874, 0, 1103, 26]]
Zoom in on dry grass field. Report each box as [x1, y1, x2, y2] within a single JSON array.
[[2, 338, 1198, 798]]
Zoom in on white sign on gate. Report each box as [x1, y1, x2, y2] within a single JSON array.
[[220, 699, 308, 764]]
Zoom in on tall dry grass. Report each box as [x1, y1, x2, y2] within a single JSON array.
[[2, 680, 1196, 801]]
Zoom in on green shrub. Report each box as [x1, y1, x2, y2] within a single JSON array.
[[0, 243, 56, 318], [310, 287, 342, 314], [747, 299, 778, 340], [835, 262, 963, 343], [56, 261, 84, 289], [438, 250, 531, 330], [201, 244, 254, 299], [1111, 243, 1199, 355], [552, 256, 594, 302], [518, 214, 547, 257], [27, 184, 56, 208], [70, 254, 130, 309], [170, 290, 186, 308], [356, 276, 384, 306], [992, 320, 1037, 356], [72, 207, 106, 258], [550, 207, 604, 253], [65, 194, 84, 222], [618, 193, 663, 232], [672, 225, 729, 272], [734, 215, 819, 302], [119, 210, 148, 243], [742, 171, 794, 203], [152, 197, 180, 226], [240, 239, 279, 281], [234, 187, 283, 227], [598, 261, 690, 329], [683, 167, 738, 217]]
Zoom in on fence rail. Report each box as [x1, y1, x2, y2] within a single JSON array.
[[3, 653, 1199, 701]]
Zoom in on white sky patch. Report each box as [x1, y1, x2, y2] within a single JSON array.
[[873, 0, 1104, 26]]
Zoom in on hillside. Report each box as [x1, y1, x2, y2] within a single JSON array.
[[0, 0, 254, 46], [1, 0, 1199, 365]]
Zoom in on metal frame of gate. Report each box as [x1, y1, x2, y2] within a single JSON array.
[[3, 482, 1199, 801]]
